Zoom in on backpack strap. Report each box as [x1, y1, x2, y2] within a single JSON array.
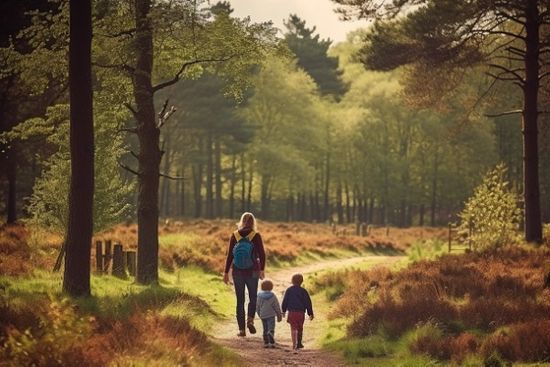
[[234, 230, 256, 241], [234, 230, 242, 241]]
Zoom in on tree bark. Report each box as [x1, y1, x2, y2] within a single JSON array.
[[160, 133, 171, 217], [523, 0, 543, 243], [6, 146, 16, 224], [246, 155, 253, 211], [240, 152, 246, 213], [229, 154, 236, 218], [430, 148, 439, 227], [336, 182, 343, 224], [214, 137, 223, 217], [205, 132, 214, 218], [192, 163, 203, 217], [63, 0, 94, 296], [134, 0, 160, 285], [260, 174, 270, 218]]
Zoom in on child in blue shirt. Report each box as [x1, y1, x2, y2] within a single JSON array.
[[256, 279, 282, 348], [281, 273, 314, 350]]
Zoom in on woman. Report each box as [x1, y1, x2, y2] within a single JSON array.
[[223, 212, 266, 337]]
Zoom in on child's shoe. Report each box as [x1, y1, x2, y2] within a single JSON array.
[[263, 343, 270, 348], [237, 330, 246, 337], [297, 331, 304, 348]]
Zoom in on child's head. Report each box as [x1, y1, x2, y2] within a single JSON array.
[[291, 273, 303, 286], [261, 279, 274, 291]]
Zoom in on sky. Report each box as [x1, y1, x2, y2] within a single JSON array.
[[226, 0, 366, 43]]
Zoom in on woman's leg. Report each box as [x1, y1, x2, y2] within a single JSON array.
[[244, 275, 259, 332], [233, 276, 246, 332]]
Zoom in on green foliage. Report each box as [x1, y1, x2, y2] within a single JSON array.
[[25, 104, 133, 234], [459, 164, 522, 250], [407, 240, 445, 263], [1, 295, 92, 366], [284, 14, 347, 98]]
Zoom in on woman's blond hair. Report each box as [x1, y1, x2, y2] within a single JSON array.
[[237, 212, 257, 232]]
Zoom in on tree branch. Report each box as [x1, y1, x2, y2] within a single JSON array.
[[118, 127, 137, 134], [152, 55, 236, 93], [486, 109, 523, 118], [157, 99, 177, 128], [96, 28, 136, 38], [487, 63, 525, 82], [486, 71, 524, 83], [471, 28, 526, 41], [506, 46, 527, 57], [159, 172, 185, 180], [92, 61, 134, 74], [119, 161, 140, 176], [124, 102, 138, 117]]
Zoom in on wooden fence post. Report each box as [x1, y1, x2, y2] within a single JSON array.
[[112, 243, 126, 278], [386, 226, 390, 236], [126, 250, 137, 276], [360, 223, 367, 236], [95, 240, 103, 273], [355, 222, 361, 236], [103, 240, 112, 272]]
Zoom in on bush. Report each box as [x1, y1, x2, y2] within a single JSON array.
[[459, 164, 522, 250]]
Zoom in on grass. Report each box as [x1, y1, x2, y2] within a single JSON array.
[[0, 266, 241, 367], [0, 220, 448, 366], [311, 242, 550, 367]]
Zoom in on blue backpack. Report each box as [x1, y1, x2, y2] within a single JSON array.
[[232, 231, 256, 269]]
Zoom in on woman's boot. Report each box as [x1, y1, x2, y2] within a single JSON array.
[[246, 317, 256, 334]]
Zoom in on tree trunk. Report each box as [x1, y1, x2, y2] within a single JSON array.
[[240, 152, 246, 214], [336, 182, 343, 224], [160, 134, 171, 217], [205, 133, 214, 218], [430, 148, 439, 227], [134, 0, 160, 285], [180, 169, 185, 216], [192, 163, 203, 217], [261, 174, 270, 218], [214, 138, 223, 217], [6, 146, 16, 224], [287, 193, 294, 221], [523, 0, 543, 243], [246, 156, 253, 211], [63, 0, 94, 296], [229, 154, 236, 218], [344, 181, 351, 223], [323, 151, 330, 222]]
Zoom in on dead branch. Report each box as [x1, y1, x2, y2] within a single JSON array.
[[119, 161, 140, 176], [486, 109, 523, 118], [159, 172, 185, 180], [124, 102, 138, 117], [118, 127, 137, 134]]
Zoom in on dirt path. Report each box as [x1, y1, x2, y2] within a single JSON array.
[[214, 255, 404, 367]]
